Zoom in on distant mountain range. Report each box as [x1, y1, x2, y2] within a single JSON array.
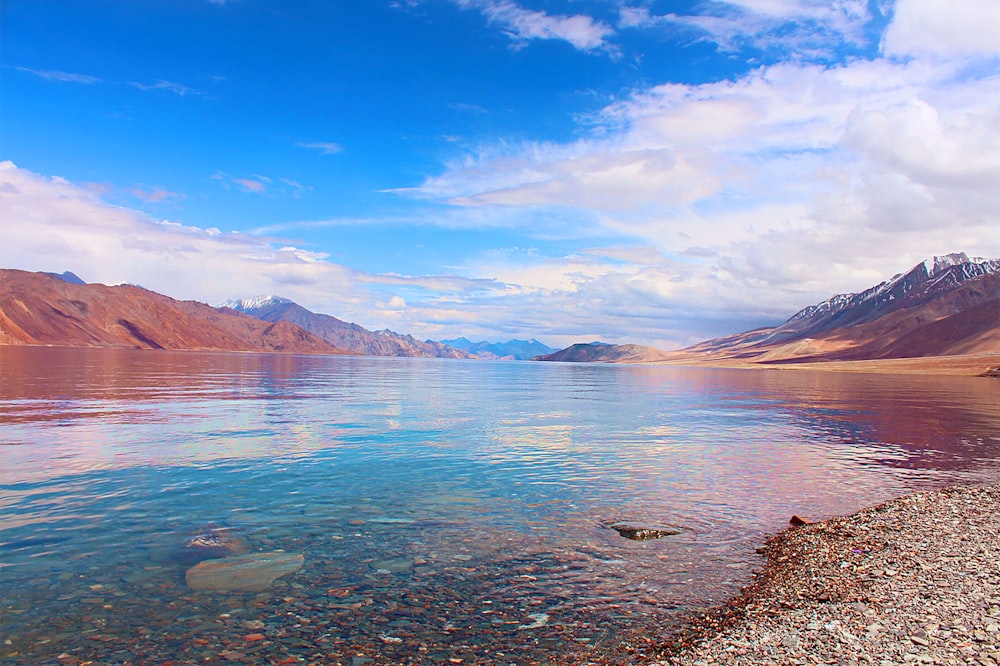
[[440, 336, 556, 360], [537, 253, 1000, 366], [222, 296, 476, 358], [0, 271, 554, 360], [5, 252, 996, 370], [0, 269, 343, 354]]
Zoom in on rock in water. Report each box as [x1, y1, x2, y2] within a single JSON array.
[[607, 521, 684, 540], [185, 551, 304, 591], [173, 527, 251, 566]]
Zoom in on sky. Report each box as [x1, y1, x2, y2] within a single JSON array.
[[2, 0, 999, 350]]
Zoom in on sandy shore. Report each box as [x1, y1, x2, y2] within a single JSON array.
[[651, 353, 1000, 377], [651, 483, 1000, 665]]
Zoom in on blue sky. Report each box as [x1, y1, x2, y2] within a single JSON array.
[[3, 0, 999, 348]]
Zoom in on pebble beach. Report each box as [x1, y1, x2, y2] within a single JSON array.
[[653, 483, 1000, 666]]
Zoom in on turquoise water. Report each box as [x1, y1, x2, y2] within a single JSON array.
[[2, 347, 999, 664]]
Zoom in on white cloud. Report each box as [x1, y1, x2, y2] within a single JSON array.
[[452, 0, 616, 52], [618, 0, 872, 57], [882, 0, 1000, 58], [15, 67, 101, 84], [212, 172, 311, 198], [234, 177, 267, 193], [129, 80, 203, 96], [398, 9, 1000, 329], [296, 141, 343, 155], [376, 295, 407, 311], [0, 161, 349, 309], [279, 178, 311, 199], [448, 102, 489, 114]]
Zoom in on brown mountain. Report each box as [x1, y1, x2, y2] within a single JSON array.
[[682, 253, 1000, 364], [0, 269, 346, 354], [536, 253, 1000, 369], [533, 342, 672, 363], [221, 296, 476, 359]]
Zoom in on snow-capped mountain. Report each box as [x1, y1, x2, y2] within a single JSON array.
[[221, 295, 293, 311], [771, 253, 1000, 342], [681, 252, 1000, 364]]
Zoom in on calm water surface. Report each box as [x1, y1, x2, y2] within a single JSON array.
[[2, 347, 999, 664]]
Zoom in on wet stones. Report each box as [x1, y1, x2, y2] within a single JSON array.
[[606, 521, 684, 541], [185, 551, 305, 592], [173, 527, 251, 566]]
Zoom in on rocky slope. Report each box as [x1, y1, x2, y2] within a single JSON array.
[[0, 269, 345, 354], [221, 296, 475, 359]]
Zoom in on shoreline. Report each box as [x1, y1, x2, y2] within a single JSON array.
[[648, 482, 1000, 665], [650, 353, 1000, 377]]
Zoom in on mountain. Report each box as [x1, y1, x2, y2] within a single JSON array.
[[0, 269, 345, 354], [534, 342, 673, 363], [222, 296, 475, 359], [440, 336, 556, 360], [535, 253, 999, 368], [43, 270, 86, 285], [682, 252, 1000, 364]]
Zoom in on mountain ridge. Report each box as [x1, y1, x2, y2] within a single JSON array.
[[536, 253, 1000, 368], [0, 269, 345, 354], [222, 296, 475, 359], [534, 342, 672, 363], [440, 336, 556, 360]]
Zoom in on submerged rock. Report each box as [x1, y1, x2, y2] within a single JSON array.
[[173, 527, 251, 566], [607, 521, 684, 541], [371, 558, 414, 574], [185, 551, 304, 591]]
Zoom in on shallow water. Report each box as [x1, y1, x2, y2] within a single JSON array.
[[1, 347, 998, 664]]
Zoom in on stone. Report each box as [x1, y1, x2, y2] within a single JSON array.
[[173, 527, 252, 566], [607, 521, 684, 540], [789, 515, 814, 527], [371, 558, 413, 574], [185, 551, 304, 592]]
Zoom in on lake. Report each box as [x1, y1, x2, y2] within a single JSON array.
[[2, 347, 999, 665]]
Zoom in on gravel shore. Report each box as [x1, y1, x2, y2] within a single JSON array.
[[653, 483, 1000, 666]]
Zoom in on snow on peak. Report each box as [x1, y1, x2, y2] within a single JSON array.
[[220, 295, 292, 311], [923, 252, 971, 276], [786, 251, 998, 325]]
